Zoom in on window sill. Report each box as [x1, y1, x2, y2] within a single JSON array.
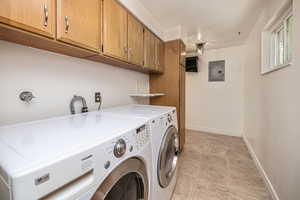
[[261, 62, 292, 75]]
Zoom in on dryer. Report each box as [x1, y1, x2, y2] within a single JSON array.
[[0, 112, 153, 200], [103, 104, 179, 200]]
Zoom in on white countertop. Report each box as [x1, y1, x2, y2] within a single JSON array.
[[103, 104, 176, 120], [0, 112, 147, 177]]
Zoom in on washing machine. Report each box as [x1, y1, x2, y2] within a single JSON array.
[[103, 104, 179, 200], [0, 111, 153, 200]]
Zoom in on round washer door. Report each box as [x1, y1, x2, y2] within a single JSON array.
[[91, 158, 148, 200], [158, 126, 179, 188]]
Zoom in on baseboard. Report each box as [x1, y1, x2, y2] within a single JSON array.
[[243, 135, 280, 200], [186, 124, 242, 137]]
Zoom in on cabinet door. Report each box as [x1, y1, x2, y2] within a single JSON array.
[[144, 28, 156, 70], [179, 65, 186, 150], [155, 37, 165, 72], [57, 0, 100, 52], [128, 14, 143, 66], [103, 0, 128, 61], [0, 0, 55, 37]]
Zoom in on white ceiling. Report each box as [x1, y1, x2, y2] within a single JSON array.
[[139, 0, 267, 49]]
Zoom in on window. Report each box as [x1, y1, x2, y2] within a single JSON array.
[[262, 2, 293, 74], [286, 15, 293, 61]]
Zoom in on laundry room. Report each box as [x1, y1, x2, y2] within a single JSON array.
[[0, 0, 299, 200]]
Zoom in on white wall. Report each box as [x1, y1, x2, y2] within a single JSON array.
[[186, 45, 244, 137], [163, 25, 188, 44], [243, 0, 300, 199], [0, 41, 149, 126]]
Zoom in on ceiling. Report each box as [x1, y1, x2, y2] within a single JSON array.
[[139, 0, 267, 49]]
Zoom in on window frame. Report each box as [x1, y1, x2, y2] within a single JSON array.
[[261, 2, 293, 75]]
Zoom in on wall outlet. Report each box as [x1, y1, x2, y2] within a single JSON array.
[[95, 92, 101, 103]]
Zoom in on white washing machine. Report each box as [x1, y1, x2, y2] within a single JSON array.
[[0, 112, 153, 200], [103, 104, 179, 200]]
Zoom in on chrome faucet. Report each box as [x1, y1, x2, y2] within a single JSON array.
[[70, 95, 88, 115]]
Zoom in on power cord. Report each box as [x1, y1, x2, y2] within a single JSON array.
[[97, 93, 102, 111]]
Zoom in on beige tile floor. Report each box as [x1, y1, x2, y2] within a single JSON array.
[[172, 130, 272, 200]]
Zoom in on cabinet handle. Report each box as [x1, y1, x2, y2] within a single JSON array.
[[124, 46, 128, 54], [43, 5, 49, 27], [65, 16, 70, 33]]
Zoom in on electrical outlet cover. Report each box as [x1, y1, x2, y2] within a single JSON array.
[[95, 92, 101, 103]]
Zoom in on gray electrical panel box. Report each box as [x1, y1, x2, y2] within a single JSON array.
[[209, 60, 225, 82]]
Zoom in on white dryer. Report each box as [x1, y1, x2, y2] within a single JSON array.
[[0, 112, 153, 200], [103, 104, 179, 200]]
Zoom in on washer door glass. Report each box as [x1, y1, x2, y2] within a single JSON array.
[[92, 158, 148, 200], [158, 126, 179, 188], [105, 172, 143, 200]]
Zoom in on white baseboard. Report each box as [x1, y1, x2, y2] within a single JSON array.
[[243, 135, 280, 200], [186, 124, 242, 137]]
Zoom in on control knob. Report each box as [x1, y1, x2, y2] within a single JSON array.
[[114, 139, 127, 158]]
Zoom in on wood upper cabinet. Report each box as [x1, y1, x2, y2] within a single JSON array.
[[0, 0, 165, 74], [103, 0, 128, 61], [144, 28, 156, 70], [56, 0, 101, 52], [127, 14, 144, 66], [0, 0, 55, 37], [155, 37, 165, 72]]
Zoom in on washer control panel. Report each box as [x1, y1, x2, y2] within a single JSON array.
[[135, 124, 150, 150], [113, 139, 127, 158], [106, 136, 129, 157], [102, 124, 149, 170]]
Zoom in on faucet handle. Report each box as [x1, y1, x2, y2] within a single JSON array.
[[19, 91, 35, 103]]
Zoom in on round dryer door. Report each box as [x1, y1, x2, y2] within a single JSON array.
[[91, 158, 148, 200], [158, 126, 179, 188]]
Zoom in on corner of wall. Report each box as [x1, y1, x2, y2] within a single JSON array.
[[243, 135, 280, 200], [187, 124, 243, 137]]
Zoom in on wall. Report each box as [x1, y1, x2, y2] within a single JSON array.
[[163, 25, 188, 44], [0, 41, 149, 125], [186, 45, 244, 137], [243, 0, 300, 199]]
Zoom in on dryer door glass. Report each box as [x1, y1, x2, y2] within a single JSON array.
[[158, 126, 179, 188], [92, 158, 149, 200]]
